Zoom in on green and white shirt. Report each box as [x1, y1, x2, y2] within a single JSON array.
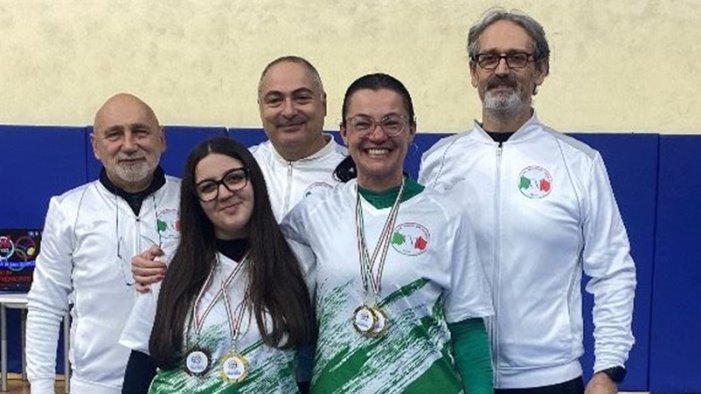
[[282, 179, 493, 394], [148, 253, 298, 394]]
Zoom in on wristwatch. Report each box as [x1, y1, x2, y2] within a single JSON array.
[[601, 366, 626, 383]]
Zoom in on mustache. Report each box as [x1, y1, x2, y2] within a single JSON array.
[[276, 116, 306, 127], [486, 76, 518, 90], [116, 151, 146, 161]]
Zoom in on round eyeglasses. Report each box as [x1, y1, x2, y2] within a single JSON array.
[[345, 114, 410, 137], [473, 52, 535, 70], [195, 167, 249, 202]]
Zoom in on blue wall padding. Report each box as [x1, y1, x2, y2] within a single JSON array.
[[573, 133, 659, 391], [649, 135, 701, 392], [0, 126, 88, 228], [0, 125, 699, 393], [227, 128, 270, 148]]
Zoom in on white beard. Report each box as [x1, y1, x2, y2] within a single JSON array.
[[114, 161, 154, 184], [113, 150, 160, 185], [484, 90, 522, 116]]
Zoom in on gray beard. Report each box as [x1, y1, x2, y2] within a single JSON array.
[[484, 90, 522, 118], [114, 161, 154, 185]]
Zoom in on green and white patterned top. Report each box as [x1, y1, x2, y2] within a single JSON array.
[[148, 253, 299, 394], [282, 180, 493, 394]]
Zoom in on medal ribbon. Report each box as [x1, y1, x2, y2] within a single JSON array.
[[355, 179, 405, 302], [221, 268, 250, 352], [191, 253, 248, 337]]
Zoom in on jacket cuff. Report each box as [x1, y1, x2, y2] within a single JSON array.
[[29, 378, 56, 394]]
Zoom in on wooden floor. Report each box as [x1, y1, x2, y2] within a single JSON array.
[[0, 375, 650, 394], [2, 374, 65, 394]]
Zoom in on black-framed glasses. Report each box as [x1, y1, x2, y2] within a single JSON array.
[[195, 167, 249, 202], [473, 52, 535, 70], [345, 114, 410, 137]]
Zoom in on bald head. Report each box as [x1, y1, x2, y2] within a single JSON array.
[[91, 93, 166, 192], [94, 93, 160, 131]]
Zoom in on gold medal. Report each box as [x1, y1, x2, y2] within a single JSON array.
[[368, 306, 389, 337], [184, 348, 211, 376], [220, 351, 249, 383], [352, 305, 376, 335]]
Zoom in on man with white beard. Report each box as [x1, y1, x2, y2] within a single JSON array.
[[26, 93, 181, 394], [419, 8, 636, 394]]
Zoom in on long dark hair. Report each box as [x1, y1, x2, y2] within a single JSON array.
[[334, 73, 417, 182], [150, 136, 313, 368]]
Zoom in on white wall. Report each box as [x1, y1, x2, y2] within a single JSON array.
[[0, 0, 698, 133]]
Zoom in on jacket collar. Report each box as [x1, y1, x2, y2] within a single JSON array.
[[470, 111, 542, 144]]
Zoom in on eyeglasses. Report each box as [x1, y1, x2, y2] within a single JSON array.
[[195, 167, 249, 202], [345, 115, 410, 137], [473, 52, 535, 70]]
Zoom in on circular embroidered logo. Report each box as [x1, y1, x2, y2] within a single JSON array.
[[304, 182, 334, 198], [518, 166, 553, 199], [390, 223, 430, 256], [156, 208, 180, 239]]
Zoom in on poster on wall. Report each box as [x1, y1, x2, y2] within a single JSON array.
[[0, 229, 41, 292]]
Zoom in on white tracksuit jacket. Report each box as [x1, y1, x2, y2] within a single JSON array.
[[250, 135, 347, 222], [419, 113, 636, 389], [26, 176, 181, 394]]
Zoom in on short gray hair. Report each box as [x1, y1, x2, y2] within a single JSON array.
[[467, 7, 550, 75], [257, 55, 325, 97]]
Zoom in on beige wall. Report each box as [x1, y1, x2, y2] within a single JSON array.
[[0, 0, 698, 133]]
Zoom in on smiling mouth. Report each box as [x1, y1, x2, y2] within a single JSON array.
[[277, 121, 305, 129], [365, 148, 391, 157], [219, 202, 241, 212]]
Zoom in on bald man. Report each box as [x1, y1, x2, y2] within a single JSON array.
[[26, 93, 181, 394]]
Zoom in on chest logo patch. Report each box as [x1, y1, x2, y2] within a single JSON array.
[[391, 222, 430, 256], [518, 166, 552, 199], [156, 208, 180, 239], [304, 182, 334, 198]]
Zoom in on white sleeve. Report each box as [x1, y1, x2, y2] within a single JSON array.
[[418, 143, 454, 193], [280, 205, 317, 298], [26, 197, 73, 394], [119, 241, 177, 355], [119, 282, 161, 355], [582, 153, 637, 372], [443, 210, 494, 323], [417, 148, 440, 188]]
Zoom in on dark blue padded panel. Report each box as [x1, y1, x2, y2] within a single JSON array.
[[649, 135, 701, 392], [573, 133, 657, 391], [227, 128, 269, 147], [86, 126, 227, 179], [0, 126, 88, 228]]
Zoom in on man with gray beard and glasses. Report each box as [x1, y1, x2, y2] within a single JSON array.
[[26, 93, 181, 394], [419, 8, 636, 394]]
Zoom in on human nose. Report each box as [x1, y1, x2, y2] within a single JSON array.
[[215, 182, 235, 200], [122, 132, 138, 152], [281, 98, 297, 117], [366, 122, 389, 140], [493, 57, 511, 75]]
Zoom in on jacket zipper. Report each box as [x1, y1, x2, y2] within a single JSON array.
[[492, 143, 503, 386], [283, 161, 294, 216]]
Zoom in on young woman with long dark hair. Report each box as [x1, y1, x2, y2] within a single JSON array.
[[133, 136, 312, 393]]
